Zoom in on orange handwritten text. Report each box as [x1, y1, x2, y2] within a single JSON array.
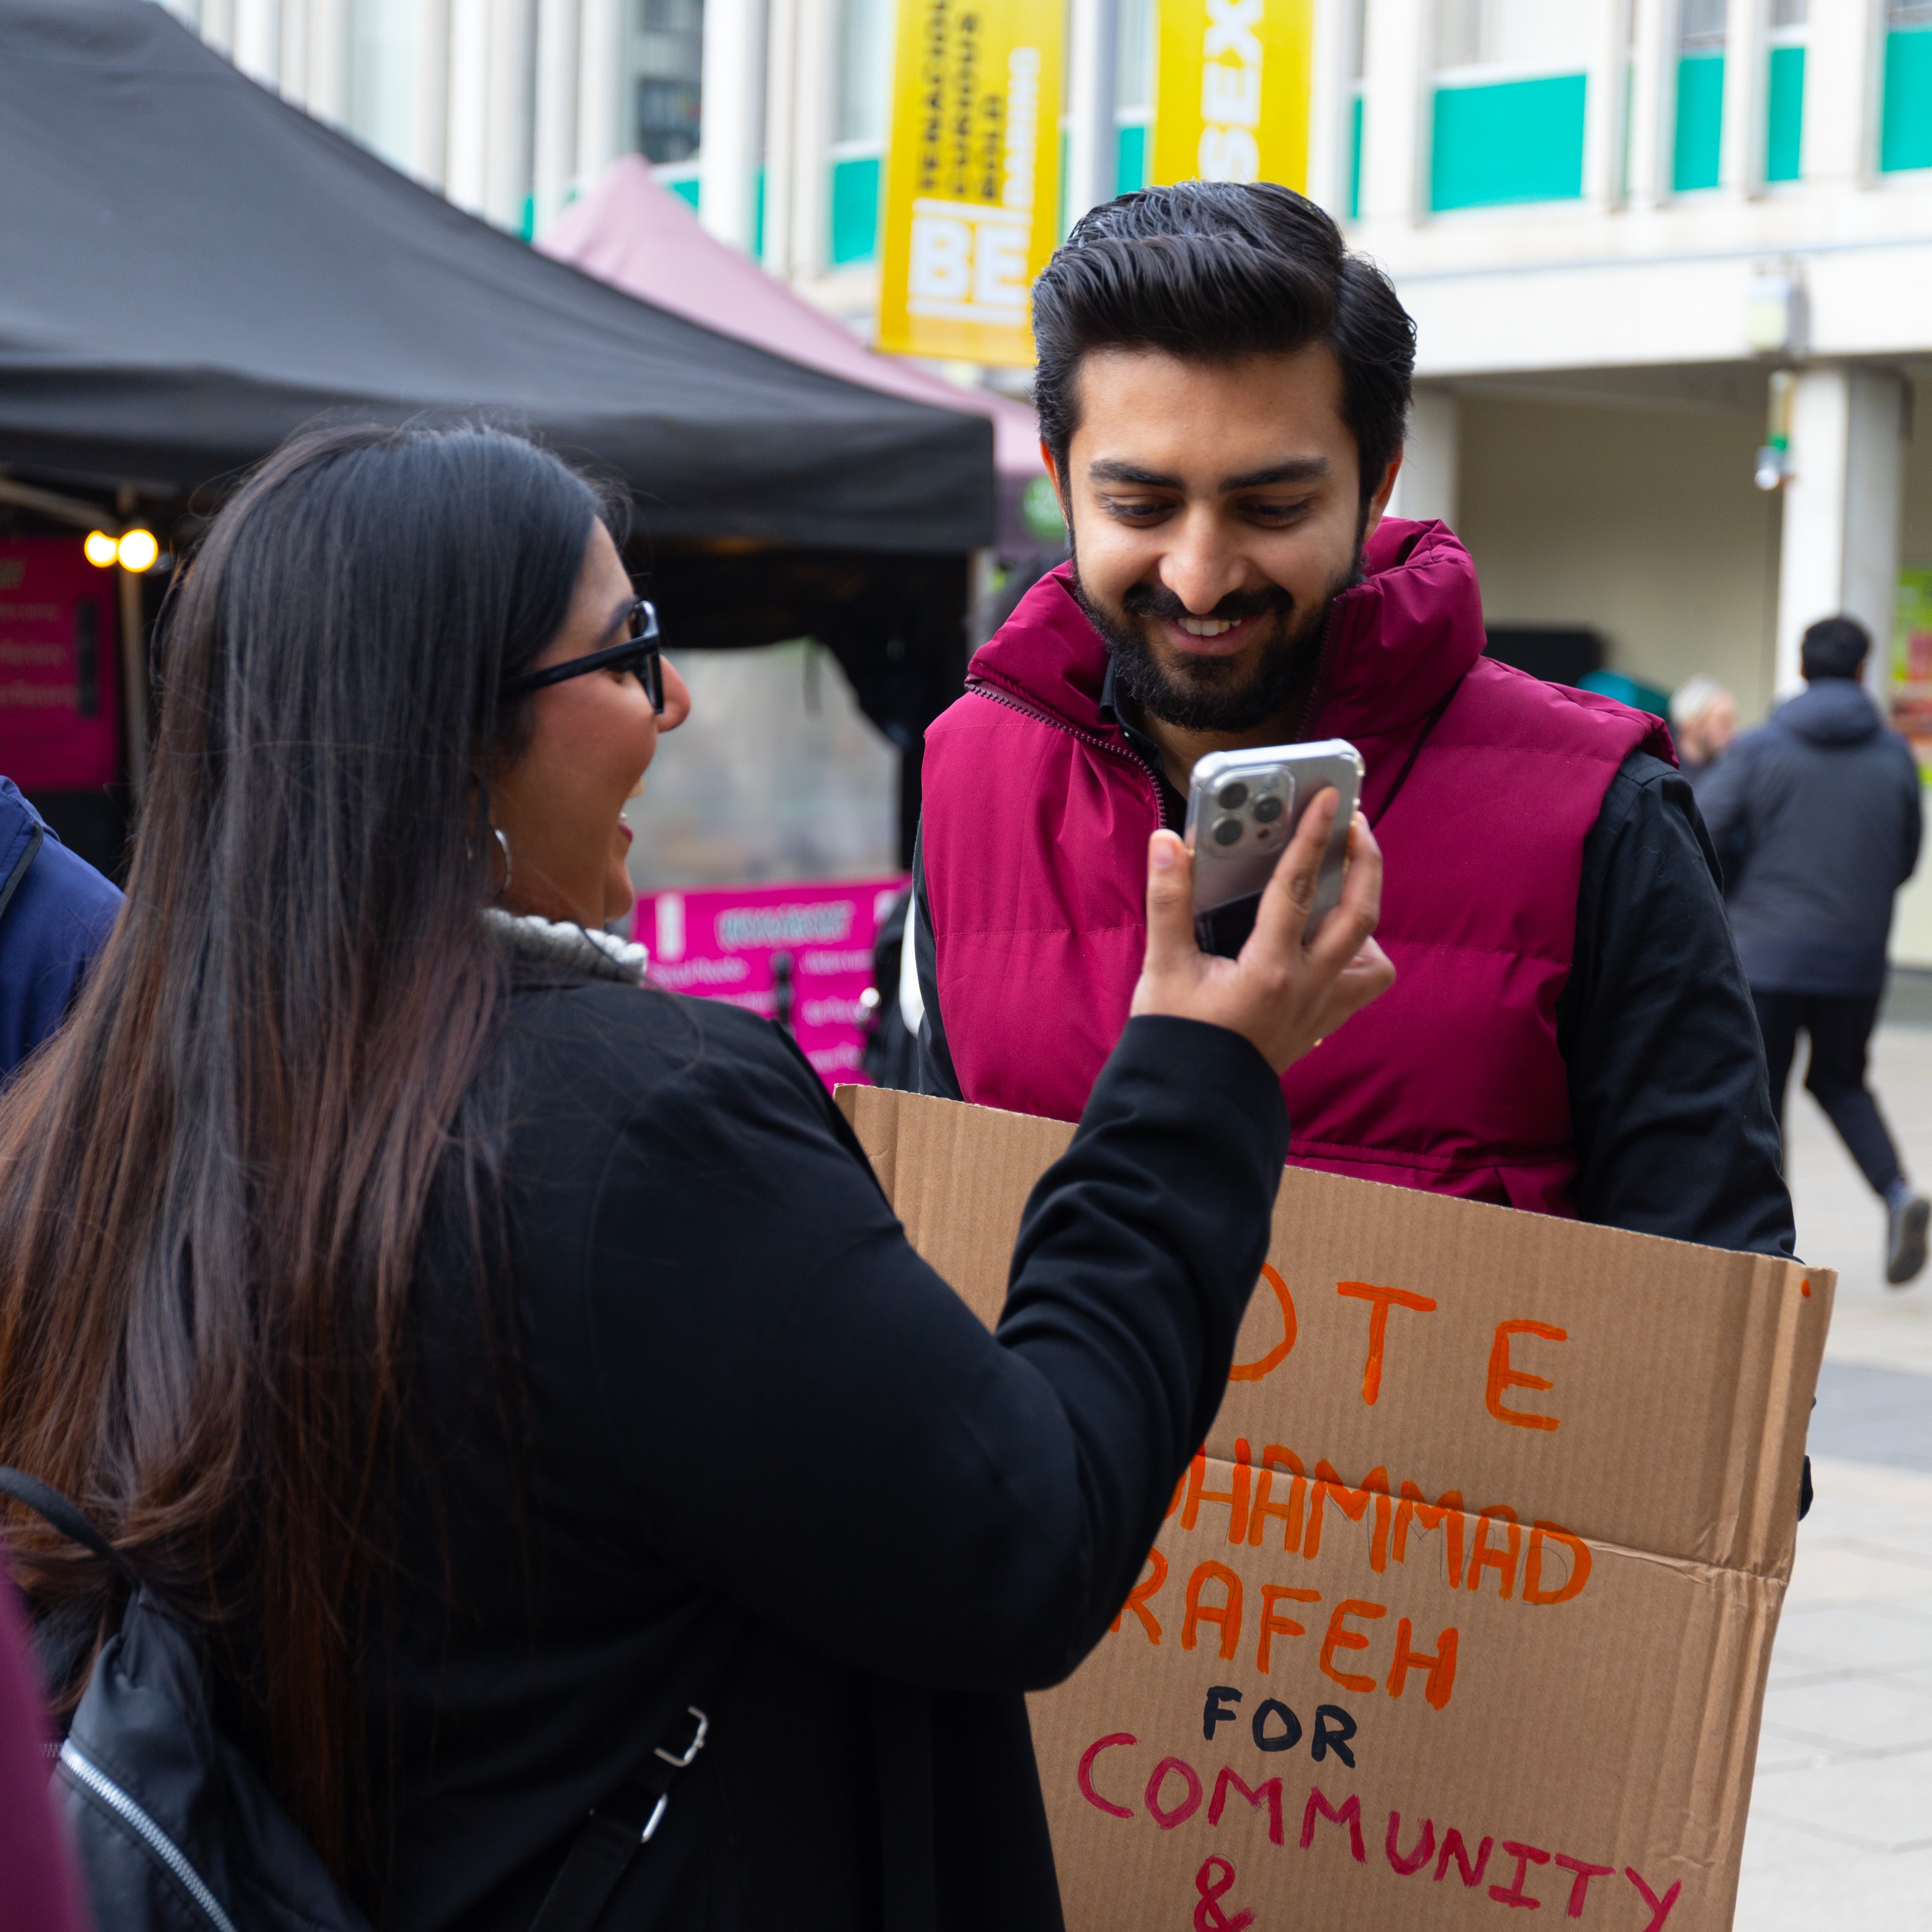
[[1485, 1319, 1567, 1431], [1336, 1281, 1437, 1404]]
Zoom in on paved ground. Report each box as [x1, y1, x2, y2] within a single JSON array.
[[1736, 984, 1932, 1928]]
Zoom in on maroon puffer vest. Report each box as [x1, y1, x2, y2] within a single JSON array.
[[919, 520, 1672, 1215]]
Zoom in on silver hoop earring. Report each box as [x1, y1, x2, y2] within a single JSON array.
[[492, 826, 513, 900]]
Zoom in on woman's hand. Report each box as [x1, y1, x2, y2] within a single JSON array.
[[1129, 791, 1395, 1076]]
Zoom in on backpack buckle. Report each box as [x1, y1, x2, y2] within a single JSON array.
[[653, 1704, 708, 1770]]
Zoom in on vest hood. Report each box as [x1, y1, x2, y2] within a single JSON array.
[[1777, 678, 1884, 746], [966, 517, 1488, 744]]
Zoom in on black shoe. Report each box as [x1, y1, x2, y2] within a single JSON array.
[[1886, 1194, 1930, 1287]]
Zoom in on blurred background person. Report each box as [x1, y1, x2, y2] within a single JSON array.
[[1701, 616, 1927, 1285], [0, 775, 120, 1085], [1669, 675, 1739, 798]]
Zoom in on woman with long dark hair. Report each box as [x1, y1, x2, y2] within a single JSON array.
[[0, 420, 1390, 1929]]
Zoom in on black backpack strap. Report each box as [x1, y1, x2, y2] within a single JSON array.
[[0, 1466, 139, 1591], [528, 1624, 757, 1932]]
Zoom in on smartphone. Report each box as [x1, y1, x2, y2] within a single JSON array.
[[1184, 740, 1364, 957]]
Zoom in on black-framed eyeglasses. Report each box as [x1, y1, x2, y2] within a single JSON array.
[[501, 598, 664, 713]]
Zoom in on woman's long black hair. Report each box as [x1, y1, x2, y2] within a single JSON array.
[[0, 419, 616, 1887]]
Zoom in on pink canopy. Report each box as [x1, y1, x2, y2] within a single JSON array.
[[541, 158, 1050, 549]]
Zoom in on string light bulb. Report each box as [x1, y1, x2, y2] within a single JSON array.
[[83, 530, 119, 568], [116, 529, 160, 573]]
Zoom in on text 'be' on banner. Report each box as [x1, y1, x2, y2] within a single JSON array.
[[876, 0, 1064, 368], [1153, 0, 1313, 193]]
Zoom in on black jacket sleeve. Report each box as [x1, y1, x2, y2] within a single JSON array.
[[1557, 752, 1795, 1255], [583, 1008, 1287, 1694], [908, 823, 964, 1101]]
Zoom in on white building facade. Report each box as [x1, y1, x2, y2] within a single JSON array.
[[156, 0, 1932, 946]]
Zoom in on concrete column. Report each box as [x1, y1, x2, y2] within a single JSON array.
[[1582, 0, 1631, 209], [232, 0, 280, 86], [446, 0, 491, 212], [1802, 0, 1883, 188], [1718, 0, 1767, 197], [786, 0, 837, 276], [1388, 387, 1459, 528], [762, 0, 799, 274], [201, 0, 237, 57], [279, 0, 311, 103], [1357, 0, 1427, 229], [1625, 0, 1672, 208], [1302, 0, 1354, 218], [1066, 0, 1122, 227], [415, 0, 453, 188], [484, 0, 535, 230], [1775, 366, 1907, 697], [304, 0, 350, 124], [532, 0, 581, 233], [698, 0, 764, 249], [574, 0, 624, 189]]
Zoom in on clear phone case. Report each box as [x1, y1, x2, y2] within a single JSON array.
[[1183, 739, 1363, 956]]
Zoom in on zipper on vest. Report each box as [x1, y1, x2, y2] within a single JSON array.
[[966, 682, 1175, 829], [59, 1738, 242, 1932]]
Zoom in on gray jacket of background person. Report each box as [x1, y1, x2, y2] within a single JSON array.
[[1698, 679, 1924, 997]]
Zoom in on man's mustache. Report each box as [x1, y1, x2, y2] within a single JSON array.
[[1120, 581, 1296, 625]]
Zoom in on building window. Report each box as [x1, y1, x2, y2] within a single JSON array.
[[1673, 0, 1726, 192], [1344, 0, 1364, 220], [1883, 0, 1932, 173], [1430, 0, 1591, 213], [829, 0, 894, 265], [346, 0, 420, 176], [1766, 0, 1806, 183], [632, 0, 703, 165], [1114, 0, 1156, 194]]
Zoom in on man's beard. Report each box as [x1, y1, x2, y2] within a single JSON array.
[[1072, 547, 1359, 735]]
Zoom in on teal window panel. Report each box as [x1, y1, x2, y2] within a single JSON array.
[[754, 167, 765, 257], [1348, 92, 1363, 219], [830, 155, 881, 262], [1430, 74, 1586, 211], [1673, 52, 1724, 190], [1766, 45, 1804, 181], [669, 175, 701, 211], [1437, 74, 1584, 211], [1115, 122, 1147, 195], [1882, 28, 1932, 173]]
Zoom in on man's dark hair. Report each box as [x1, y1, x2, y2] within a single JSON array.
[[1031, 182, 1416, 507], [1801, 614, 1872, 681]]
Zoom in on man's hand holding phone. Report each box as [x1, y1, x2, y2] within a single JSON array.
[[1130, 790, 1394, 1077]]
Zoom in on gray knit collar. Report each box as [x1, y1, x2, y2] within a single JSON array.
[[483, 908, 650, 986]]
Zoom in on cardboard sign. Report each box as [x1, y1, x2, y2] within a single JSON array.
[[637, 876, 906, 1087], [836, 1085, 1833, 1931], [0, 538, 120, 790], [875, 0, 1064, 368], [1152, 0, 1313, 192]]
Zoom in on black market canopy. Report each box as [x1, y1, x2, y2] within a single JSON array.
[[0, 0, 995, 858], [0, 0, 994, 555]]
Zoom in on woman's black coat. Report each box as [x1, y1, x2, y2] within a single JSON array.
[[373, 972, 1288, 1931]]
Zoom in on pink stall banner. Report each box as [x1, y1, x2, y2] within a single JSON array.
[[636, 876, 909, 1088], [0, 539, 120, 791]]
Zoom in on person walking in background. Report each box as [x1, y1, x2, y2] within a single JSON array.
[[1701, 616, 1928, 1285], [1670, 674, 1738, 797], [0, 774, 121, 1082]]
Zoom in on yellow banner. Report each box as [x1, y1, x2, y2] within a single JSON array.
[[1152, 0, 1313, 193], [876, 0, 1064, 368]]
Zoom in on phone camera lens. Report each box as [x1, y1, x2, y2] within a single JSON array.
[[1216, 781, 1248, 810], [1251, 794, 1284, 824], [1211, 817, 1243, 848]]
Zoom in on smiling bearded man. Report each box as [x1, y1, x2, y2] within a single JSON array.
[[909, 181, 1795, 1253]]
